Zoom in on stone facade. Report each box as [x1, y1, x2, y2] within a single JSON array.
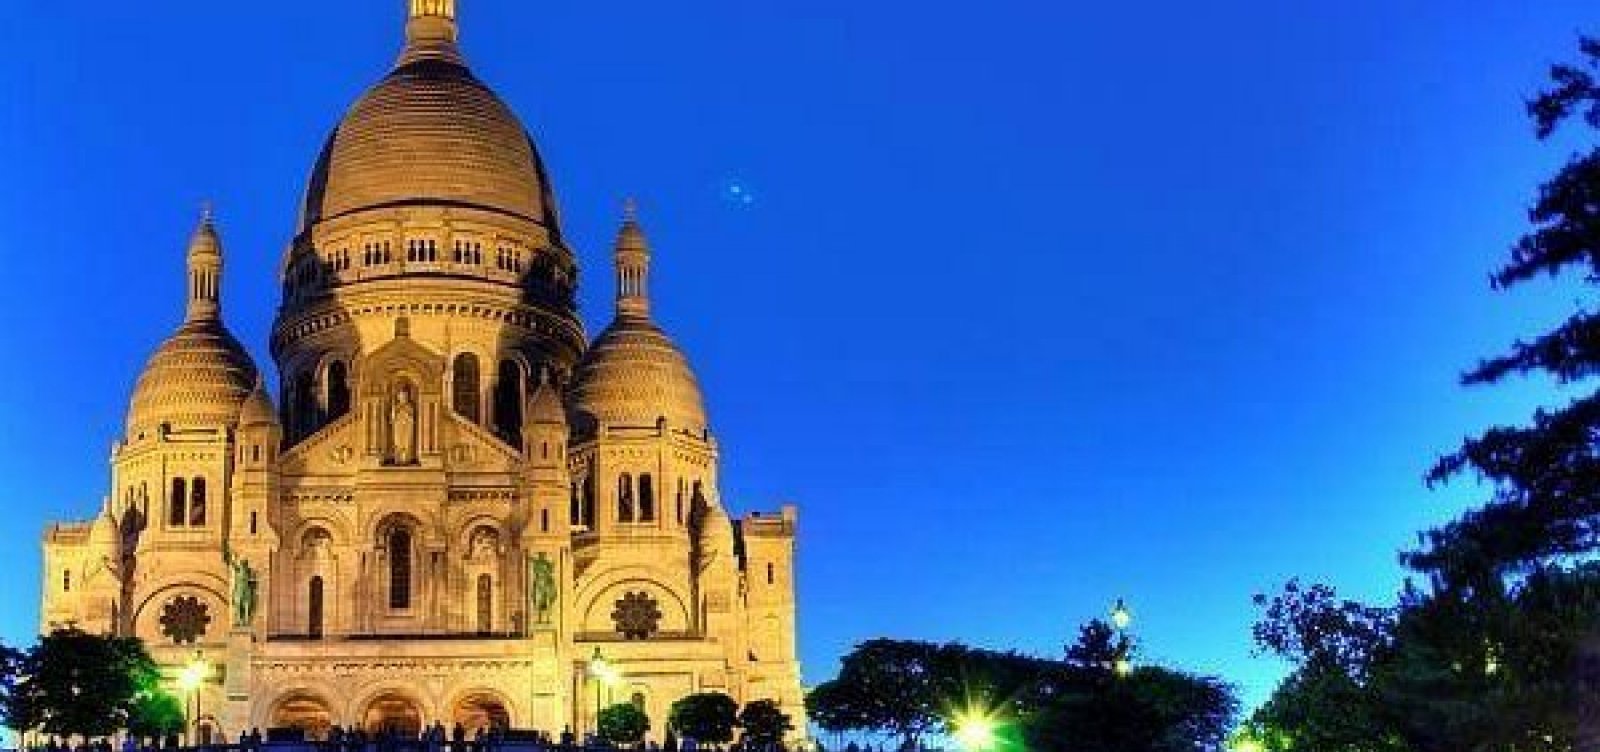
[[37, 1, 803, 743]]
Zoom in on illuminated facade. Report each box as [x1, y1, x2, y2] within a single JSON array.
[[38, 1, 803, 741]]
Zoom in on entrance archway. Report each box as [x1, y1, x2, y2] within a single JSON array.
[[450, 692, 511, 734], [271, 694, 333, 740], [362, 692, 423, 737]]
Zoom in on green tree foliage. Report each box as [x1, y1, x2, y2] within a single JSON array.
[[737, 700, 794, 747], [126, 690, 185, 741], [1248, 36, 1600, 752], [806, 637, 1236, 751], [667, 692, 739, 745], [1245, 581, 1406, 752], [598, 702, 650, 746], [0, 640, 39, 736], [804, 640, 947, 748], [21, 629, 163, 739], [1396, 33, 1600, 752]]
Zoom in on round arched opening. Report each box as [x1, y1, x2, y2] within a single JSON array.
[[271, 694, 333, 741], [451, 692, 511, 734], [362, 692, 423, 737]]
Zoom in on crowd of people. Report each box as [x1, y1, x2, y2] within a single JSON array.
[[22, 725, 809, 752]]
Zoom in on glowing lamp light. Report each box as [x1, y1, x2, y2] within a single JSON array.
[[1114, 658, 1133, 677], [1110, 598, 1132, 631], [1230, 739, 1265, 752], [952, 710, 998, 752], [176, 658, 209, 692], [588, 648, 621, 685]]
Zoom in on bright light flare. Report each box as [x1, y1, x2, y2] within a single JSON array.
[[176, 658, 209, 692], [1110, 598, 1132, 630], [952, 710, 998, 752]]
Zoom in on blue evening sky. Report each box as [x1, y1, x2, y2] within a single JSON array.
[[2, 0, 1598, 713]]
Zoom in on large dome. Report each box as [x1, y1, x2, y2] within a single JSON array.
[[297, 24, 559, 235]]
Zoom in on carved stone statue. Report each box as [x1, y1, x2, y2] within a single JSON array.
[[390, 386, 417, 465], [225, 549, 257, 627], [528, 553, 556, 625]]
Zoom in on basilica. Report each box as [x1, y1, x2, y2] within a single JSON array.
[[37, 1, 803, 742]]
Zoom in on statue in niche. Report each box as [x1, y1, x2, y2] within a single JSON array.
[[528, 552, 557, 626], [390, 385, 418, 465], [224, 547, 257, 628]]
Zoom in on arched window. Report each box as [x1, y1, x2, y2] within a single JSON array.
[[308, 576, 324, 639], [767, 562, 775, 585], [250, 511, 258, 536], [493, 360, 523, 445], [639, 474, 656, 522], [541, 508, 550, 534], [294, 370, 317, 439], [618, 473, 635, 523], [389, 528, 412, 610], [476, 574, 493, 634], [190, 477, 207, 526], [582, 472, 597, 528], [327, 361, 351, 420], [169, 478, 187, 527], [62, 569, 71, 592], [453, 353, 481, 422], [570, 482, 581, 527]]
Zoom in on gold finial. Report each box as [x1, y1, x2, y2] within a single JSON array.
[[409, 0, 456, 20], [622, 197, 639, 224], [403, 0, 460, 54], [199, 200, 214, 226]]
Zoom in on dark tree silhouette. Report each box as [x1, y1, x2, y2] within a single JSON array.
[[737, 700, 794, 747], [667, 692, 739, 745], [598, 702, 650, 746]]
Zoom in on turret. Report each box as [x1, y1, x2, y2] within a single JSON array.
[[186, 205, 223, 321]]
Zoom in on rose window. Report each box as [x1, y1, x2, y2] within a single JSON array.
[[611, 591, 662, 640], [160, 595, 211, 645]]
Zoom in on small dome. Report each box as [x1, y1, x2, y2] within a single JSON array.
[[239, 378, 278, 427], [568, 205, 706, 434], [527, 379, 566, 425], [568, 315, 706, 432], [298, 46, 558, 235], [126, 320, 258, 437]]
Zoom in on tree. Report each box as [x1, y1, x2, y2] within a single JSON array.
[[804, 640, 946, 748], [26, 629, 162, 739], [1244, 581, 1406, 752], [598, 702, 650, 746], [1389, 33, 1600, 751], [0, 640, 39, 738], [808, 635, 1237, 751], [1022, 665, 1236, 752], [668, 692, 739, 745], [126, 690, 185, 742], [737, 700, 794, 747]]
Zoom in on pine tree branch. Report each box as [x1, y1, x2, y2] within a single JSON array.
[[1466, 309, 1600, 384]]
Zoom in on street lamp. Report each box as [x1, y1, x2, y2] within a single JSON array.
[[1110, 598, 1132, 631], [175, 654, 210, 746], [587, 648, 620, 735], [1109, 598, 1133, 677]]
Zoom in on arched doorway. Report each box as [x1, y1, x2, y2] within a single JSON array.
[[271, 694, 333, 741], [451, 692, 511, 734], [362, 692, 423, 737]]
